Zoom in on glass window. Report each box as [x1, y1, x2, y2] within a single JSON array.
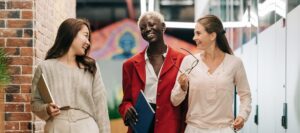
[[288, 0, 300, 12], [159, 0, 195, 22]]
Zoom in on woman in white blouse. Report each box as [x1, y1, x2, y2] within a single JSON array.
[[171, 15, 251, 133]]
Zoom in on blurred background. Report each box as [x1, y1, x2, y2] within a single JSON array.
[[75, 0, 300, 133], [1, 0, 300, 133], [76, 0, 300, 133]]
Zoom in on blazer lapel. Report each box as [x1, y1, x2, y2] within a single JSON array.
[[133, 49, 146, 85], [160, 47, 177, 77]]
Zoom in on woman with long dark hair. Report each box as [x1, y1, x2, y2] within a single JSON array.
[[31, 18, 110, 133], [171, 15, 251, 133]]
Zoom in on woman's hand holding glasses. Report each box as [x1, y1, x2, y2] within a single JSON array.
[[173, 48, 199, 91], [178, 73, 189, 91]]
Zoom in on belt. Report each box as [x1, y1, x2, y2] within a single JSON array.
[[53, 106, 91, 122], [59, 106, 71, 110], [59, 106, 94, 118]]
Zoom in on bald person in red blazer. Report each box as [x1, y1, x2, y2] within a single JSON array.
[[119, 11, 187, 133]]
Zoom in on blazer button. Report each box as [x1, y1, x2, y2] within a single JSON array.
[[159, 79, 162, 82], [156, 119, 159, 122], [157, 93, 160, 96], [156, 106, 159, 109]]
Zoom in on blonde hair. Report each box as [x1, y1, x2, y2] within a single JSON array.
[[137, 11, 165, 26]]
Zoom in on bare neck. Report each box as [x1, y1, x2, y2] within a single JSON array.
[[203, 44, 224, 61], [147, 42, 167, 56]]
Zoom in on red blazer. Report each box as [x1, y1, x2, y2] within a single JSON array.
[[119, 47, 187, 133]]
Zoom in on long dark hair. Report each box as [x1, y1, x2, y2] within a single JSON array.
[[197, 15, 233, 54], [45, 18, 96, 75]]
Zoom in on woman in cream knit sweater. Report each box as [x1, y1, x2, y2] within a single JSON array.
[[31, 18, 110, 133]]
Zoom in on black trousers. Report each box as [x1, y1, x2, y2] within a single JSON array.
[[148, 103, 156, 133]]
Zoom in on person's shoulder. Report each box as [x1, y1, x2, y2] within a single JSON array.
[[123, 51, 143, 66], [169, 47, 185, 58], [37, 59, 58, 69], [183, 52, 200, 61], [33, 59, 57, 73], [227, 54, 242, 62], [226, 54, 243, 67], [37, 59, 54, 66]]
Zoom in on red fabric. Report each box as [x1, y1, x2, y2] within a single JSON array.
[[119, 47, 187, 133]]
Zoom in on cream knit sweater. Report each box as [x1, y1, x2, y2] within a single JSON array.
[[31, 59, 110, 133]]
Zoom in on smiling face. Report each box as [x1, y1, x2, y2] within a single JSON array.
[[139, 15, 165, 43], [69, 25, 90, 56], [193, 23, 216, 51]]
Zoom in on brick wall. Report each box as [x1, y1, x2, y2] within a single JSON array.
[[0, 87, 4, 131], [0, 0, 75, 132], [35, 0, 76, 63], [0, 0, 34, 132], [34, 0, 75, 132]]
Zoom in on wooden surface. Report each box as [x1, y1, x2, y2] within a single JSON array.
[[110, 118, 127, 133]]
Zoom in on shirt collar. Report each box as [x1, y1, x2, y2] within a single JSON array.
[[144, 46, 168, 60]]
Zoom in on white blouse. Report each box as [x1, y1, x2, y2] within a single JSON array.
[[144, 48, 167, 104], [171, 53, 251, 129]]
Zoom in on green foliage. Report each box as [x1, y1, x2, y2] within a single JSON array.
[[108, 96, 121, 119], [0, 48, 10, 85]]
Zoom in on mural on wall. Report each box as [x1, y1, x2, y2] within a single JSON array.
[[90, 19, 145, 60], [111, 31, 136, 60], [90, 19, 196, 119]]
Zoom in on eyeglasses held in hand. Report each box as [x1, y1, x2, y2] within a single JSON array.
[[172, 48, 199, 74]]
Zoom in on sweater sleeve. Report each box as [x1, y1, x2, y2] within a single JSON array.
[[235, 59, 252, 121], [170, 56, 189, 106], [31, 64, 51, 121], [92, 64, 111, 133]]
